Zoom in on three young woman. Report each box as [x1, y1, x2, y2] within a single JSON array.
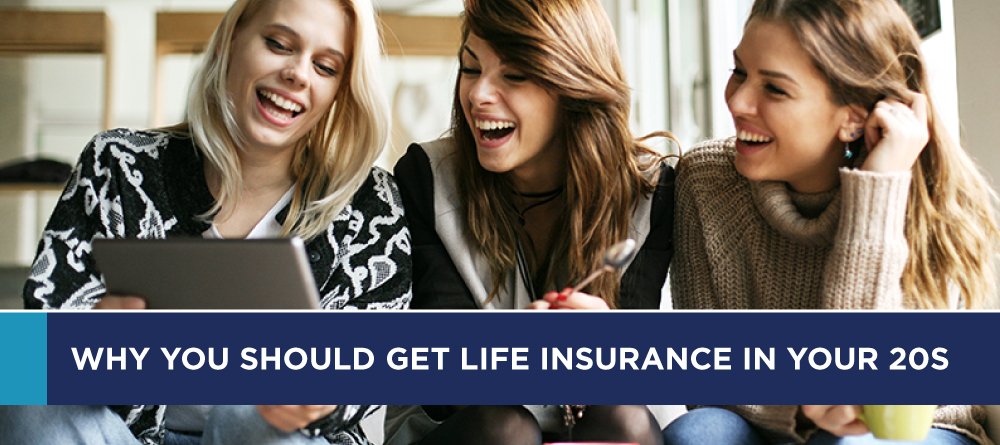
[[665, 0, 998, 443], [13, 0, 999, 443], [387, 0, 673, 443], [16, 0, 410, 443]]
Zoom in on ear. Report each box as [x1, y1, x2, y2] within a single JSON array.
[[838, 104, 869, 142]]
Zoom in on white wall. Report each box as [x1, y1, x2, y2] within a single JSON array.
[[955, 0, 1000, 188], [921, 0, 960, 141], [0, 52, 31, 265], [954, 0, 1000, 307], [0, 0, 237, 265]]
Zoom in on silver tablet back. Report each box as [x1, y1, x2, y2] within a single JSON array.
[[92, 237, 321, 309]]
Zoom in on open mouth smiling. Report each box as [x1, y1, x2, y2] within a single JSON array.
[[257, 89, 305, 120], [475, 119, 516, 141], [737, 129, 773, 146]]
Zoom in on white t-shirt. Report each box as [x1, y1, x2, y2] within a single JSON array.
[[202, 186, 295, 240]]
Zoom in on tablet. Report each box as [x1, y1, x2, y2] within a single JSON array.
[[92, 237, 321, 309]]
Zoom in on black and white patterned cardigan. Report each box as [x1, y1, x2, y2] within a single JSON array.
[[23, 128, 412, 444]]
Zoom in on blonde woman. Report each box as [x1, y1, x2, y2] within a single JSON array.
[[665, 0, 998, 444], [13, 0, 409, 444]]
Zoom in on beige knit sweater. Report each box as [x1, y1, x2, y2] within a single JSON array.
[[672, 138, 990, 444]]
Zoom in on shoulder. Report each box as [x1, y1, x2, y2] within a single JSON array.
[[674, 137, 752, 215], [394, 143, 431, 179], [394, 137, 462, 203], [393, 143, 438, 195], [677, 138, 743, 188], [679, 137, 736, 174], [397, 137, 459, 178], [351, 166, 404, 212], [413, 137, 458, 165], [69, 129, 177, 188], [76, 129, 174, 173], [86, 128, 173, 156]]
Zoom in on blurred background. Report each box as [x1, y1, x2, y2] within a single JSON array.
[[0, 0, 997, 308]]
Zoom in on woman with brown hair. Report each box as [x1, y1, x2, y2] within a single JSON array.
[[664, 0, 998, 443], [387, 0, 673, 443], [395, 0, 674, 310]]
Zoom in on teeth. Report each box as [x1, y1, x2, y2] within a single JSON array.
[[738, 129, 773, 143], [259, 90, 303, 113], [264, 106, 287, 120], [474, 119, 515, 131]]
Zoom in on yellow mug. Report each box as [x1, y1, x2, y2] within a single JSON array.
[[859, 405, 936, 442]]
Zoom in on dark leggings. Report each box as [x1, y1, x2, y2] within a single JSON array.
[[419, 405, 663, 445]]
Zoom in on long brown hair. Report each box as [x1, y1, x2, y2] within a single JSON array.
[[453, 0, 668, 307], [749, 0, 999, 308]]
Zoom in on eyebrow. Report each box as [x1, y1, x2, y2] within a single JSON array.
[[460, 45, 478, 61], [733, 51, 799, 87], [265, 23, 346, 62]]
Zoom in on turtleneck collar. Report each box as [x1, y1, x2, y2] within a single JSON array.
[[750, 179, 841, 247]]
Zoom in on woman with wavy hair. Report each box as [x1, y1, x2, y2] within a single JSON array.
[[387, 0, 673, 443], [13, 0, 410, 444], [664, 0, 997, 443]]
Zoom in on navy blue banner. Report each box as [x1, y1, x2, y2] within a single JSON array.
[[40, 312, 1000, 405]]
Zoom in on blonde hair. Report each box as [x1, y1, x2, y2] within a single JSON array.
[[454, 0, 669, 307], [184, 0, 389, 241], [749, 0, 1000, 308]]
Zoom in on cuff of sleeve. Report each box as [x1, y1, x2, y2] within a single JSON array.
[[837, 168, 911, 245], [302, 405, 350, 438]]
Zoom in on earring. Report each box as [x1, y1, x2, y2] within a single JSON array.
[[844, 131, 857, 160]]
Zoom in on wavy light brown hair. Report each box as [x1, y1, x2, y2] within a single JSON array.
[[453, 0, 669, 307], [183, 0, 389, 241], [749, 0, 999, 308]]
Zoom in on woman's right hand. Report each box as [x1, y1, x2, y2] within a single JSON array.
[[94, 295, 146, 310], [528, 289, 610, 310]]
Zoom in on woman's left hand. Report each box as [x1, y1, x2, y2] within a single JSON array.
[[860, 93, 929, 173], [94, 295, 147, 310], [256, 405, 338, 432], [536, 288, 610, 310], [800, 405, 869, 437]]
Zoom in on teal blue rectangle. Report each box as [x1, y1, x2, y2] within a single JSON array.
[[0, 312, 46, 404]]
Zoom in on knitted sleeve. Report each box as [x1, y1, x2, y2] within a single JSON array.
[[820, 168, 910, 309], [22, 129, 173, 309], [317, 167, 412, 310]]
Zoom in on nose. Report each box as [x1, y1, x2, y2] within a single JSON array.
[[467, 76, 498, 107], [281, 57, 310, 89], [726, 81, 756, 117]]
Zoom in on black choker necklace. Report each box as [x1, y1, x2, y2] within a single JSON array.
[[513, 187, 563, 199], [514, 187, 564, 225]]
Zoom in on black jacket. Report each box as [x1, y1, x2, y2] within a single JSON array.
[[394, 140, 673, 310]]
